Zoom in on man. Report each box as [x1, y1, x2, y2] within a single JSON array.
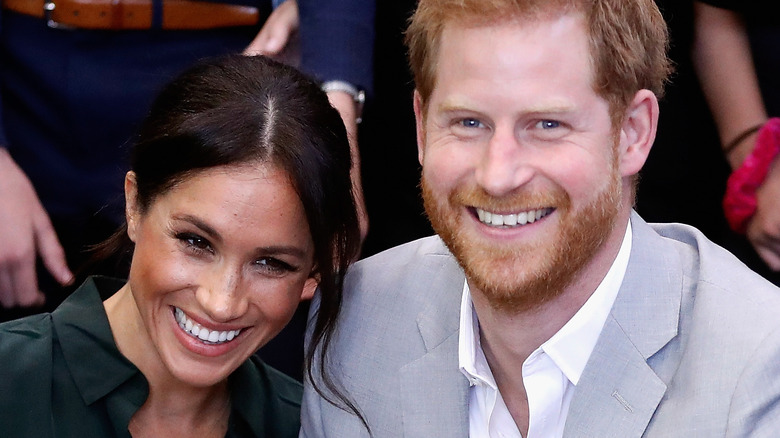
[[301, 0, 780, 436]]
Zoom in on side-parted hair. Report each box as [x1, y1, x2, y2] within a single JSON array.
[[406, 0, 672, 127], [94, 54, 362, 422]]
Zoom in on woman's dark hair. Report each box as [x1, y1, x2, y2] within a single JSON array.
[[92, 54, 363, 425]]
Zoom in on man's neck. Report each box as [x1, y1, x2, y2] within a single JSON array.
[[470, 214, 631, 434]]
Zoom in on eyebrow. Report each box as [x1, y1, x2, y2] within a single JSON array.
[[172, 213, 310, 259], [436, 99, 476, 114], [437, 99, 576, 115], [173, 213, 220, 242]]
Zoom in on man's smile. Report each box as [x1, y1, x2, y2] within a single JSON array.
[[474, 207, 554, 227]]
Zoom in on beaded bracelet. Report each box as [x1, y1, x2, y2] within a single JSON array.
[[723, 118, 780, 234]]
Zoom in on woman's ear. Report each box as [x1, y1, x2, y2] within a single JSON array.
[[124, 171, 140, 243], [301, 275, 319, 301], [618, 89, 659, 177]]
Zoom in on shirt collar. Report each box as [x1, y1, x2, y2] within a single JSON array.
[[52, 276, 142, 406], [459, 221, 632, 386], [52, 276, 148, 435], [459, 286, 496, 388], [53, 276, 274, 437]]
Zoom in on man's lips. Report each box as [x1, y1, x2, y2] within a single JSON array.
[[475, 207, 554, 227]]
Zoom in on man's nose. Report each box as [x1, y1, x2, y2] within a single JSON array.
[[474, 128, 534, 197], [195, 266, 248, 323]]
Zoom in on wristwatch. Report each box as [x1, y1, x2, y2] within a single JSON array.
[[321, 80, 366, 124]]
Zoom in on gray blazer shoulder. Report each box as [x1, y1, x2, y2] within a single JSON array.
[[567, 215, 780, 437], [342, 236, 462, 317], [335, 235, 465, 358], [301, 236, 470, 437]]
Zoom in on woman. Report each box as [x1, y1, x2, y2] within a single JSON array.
[[0, 54, 360, 437]]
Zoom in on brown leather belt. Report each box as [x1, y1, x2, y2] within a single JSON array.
[[1, 0, 260, 30]]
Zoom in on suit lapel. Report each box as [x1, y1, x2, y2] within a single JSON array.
[[563, 317, 668, 437], [400, 249, 470, 437], [401, 333, 470, 437], [564, 213, 683, 437]]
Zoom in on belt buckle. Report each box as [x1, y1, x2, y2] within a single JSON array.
[[44, 1, 75, 30]]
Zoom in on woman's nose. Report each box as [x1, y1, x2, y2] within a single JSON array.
[[194, 267, 248, 323]]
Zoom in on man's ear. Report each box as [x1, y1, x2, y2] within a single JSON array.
[[124, 171, 140, 243], [618, 89, 659, 178], [413, 89, 427, 165]]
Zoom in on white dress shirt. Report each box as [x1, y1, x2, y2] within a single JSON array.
[[459, 222, 633, 438]]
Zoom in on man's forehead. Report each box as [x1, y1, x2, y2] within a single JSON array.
[[437, 2, 580, 32], [429, 14, 596, 101]]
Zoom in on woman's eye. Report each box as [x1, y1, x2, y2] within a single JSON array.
[[255, 258, 296, 276], [176, 233, 213, 253]]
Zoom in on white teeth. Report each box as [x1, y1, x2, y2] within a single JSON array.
[[517, 211, 528, 225], [174, 307, 241, 345], [504, 214, 517, 226], [475, 207, 552, 228]]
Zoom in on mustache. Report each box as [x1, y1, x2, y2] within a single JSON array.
[[448, 184, 571, 213]]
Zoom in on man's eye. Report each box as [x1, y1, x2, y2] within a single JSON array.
[[538, 120, 561, 129], [459, 118, 483, 128]]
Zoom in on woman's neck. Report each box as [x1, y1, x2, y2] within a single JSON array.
[[104, 285, 232, 437], [128, 381, 231, 438]]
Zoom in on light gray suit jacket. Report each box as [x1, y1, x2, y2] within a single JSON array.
[[301, 213, 780, 437]]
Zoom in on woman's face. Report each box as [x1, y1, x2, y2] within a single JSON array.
[[124, 163, 317, 388]]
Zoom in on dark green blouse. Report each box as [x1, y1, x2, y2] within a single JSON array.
[[0, 277, 302, 438]]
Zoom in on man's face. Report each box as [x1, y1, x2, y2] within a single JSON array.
[[417, 13, 631, 312]]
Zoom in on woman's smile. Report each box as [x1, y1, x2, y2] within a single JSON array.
[[173, 307, 243, 345]]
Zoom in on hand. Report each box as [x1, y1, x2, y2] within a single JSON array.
[[746, 158, 780, 271], [0, 149, 73, 308], [327, 91, 370, 249], [244, 0, 300, 66]]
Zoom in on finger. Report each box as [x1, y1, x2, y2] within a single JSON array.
[[0, 269, 16, 308], [748, 227, 780, 271], [245, 31, 287, 56], [755, 246, 780, 272], [244, 32, 272, 56], [244, 1, 296, 55], [245, 23, 286, 56], [32, 209, 73, 286], [9, 258, 46, 308], [263, 27, 289, 55]]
